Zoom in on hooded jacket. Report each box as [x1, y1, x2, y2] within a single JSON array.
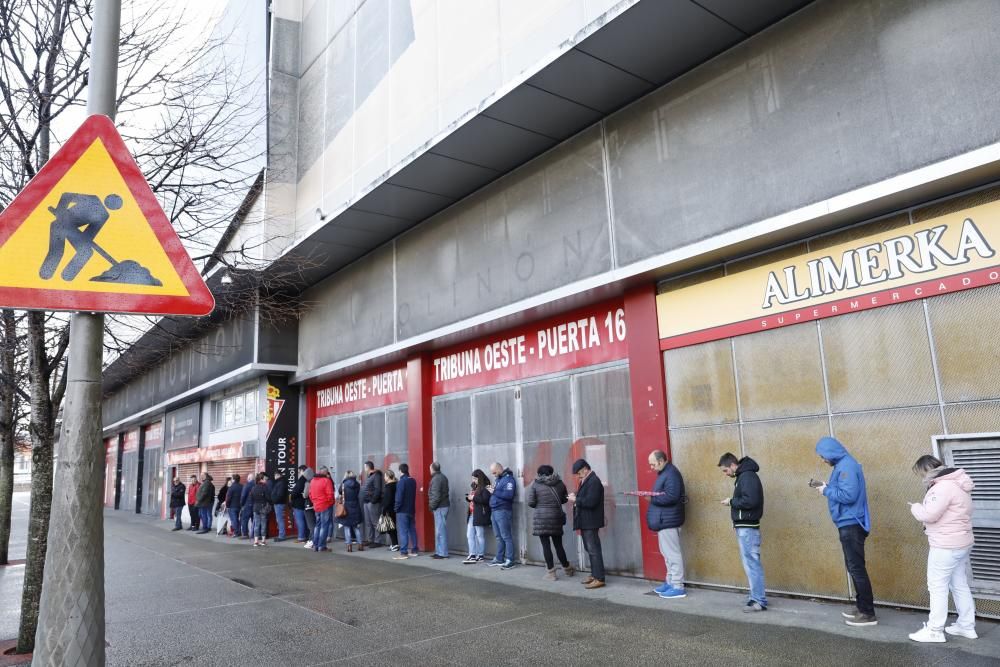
[[646, 462, 685, 531], [729, 457, 763, 528], [489, 469, 517, 512], [816, 437, 871, 532], [338, 477, 364, 527], [170, 481, 186, 509], [302, 467, 315, 511], [526, 474, 568, 536], [310, 473, 335, 513], [910, 467, 975, 550]]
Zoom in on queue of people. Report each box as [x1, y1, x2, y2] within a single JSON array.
[[166, 435, 978, 644]]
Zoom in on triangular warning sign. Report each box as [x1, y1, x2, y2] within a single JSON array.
[[0, 115, 214, 316]]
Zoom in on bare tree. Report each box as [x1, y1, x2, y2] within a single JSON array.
[[0, 0, 276, 653], [0, 307, 27, 565]]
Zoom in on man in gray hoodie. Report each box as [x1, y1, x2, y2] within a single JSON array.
[[428, 462, 450, 559]]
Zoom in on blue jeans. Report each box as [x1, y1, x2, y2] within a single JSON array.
[[433, 507, 449, 556], [254, 512, 268, 539], [274, 504, 287, 539], [173, 509, 183, 529], [240, 505, 252, 537], [343, 524, 362, 544], [198, 507, 212, 530], [466, 516, 485, 557], [228, 507, 240, 535], [314, 508, 333, 550], [491, 509, 514, 563], [293, 508, 308, 540], [736, 527, 767, 607], [397, 513, 417, 555]]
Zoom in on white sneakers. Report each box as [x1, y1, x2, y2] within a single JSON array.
[[303, 540, 313, 549], [908, 623, 945, 643], [909, 622, 979, 643], [945, 624, 978, 640]]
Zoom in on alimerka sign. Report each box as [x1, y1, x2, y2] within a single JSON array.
[[658, 199, 1000, 350]]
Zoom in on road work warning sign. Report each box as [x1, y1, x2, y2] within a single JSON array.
[[0, 114, 214, 315]]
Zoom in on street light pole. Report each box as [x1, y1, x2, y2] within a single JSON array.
[[33, 0, 120, 663]]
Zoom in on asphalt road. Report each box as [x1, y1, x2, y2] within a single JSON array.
[[84, 511, 996, 667]]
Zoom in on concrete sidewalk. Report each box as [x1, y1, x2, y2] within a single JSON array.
[[273, 528, 1000, 661]]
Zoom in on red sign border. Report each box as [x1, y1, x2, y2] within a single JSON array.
[[660, 264, 1000, 351], [431, 298, 628, 396], [0, 114, 215, 316]]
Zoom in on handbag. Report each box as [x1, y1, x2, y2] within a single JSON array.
[[377, 512, 395, 534], [335, 499, 347, 519], [546, 485, 567, 525]]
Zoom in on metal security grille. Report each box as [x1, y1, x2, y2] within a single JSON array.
[[937, 435, 1000, 600], [120, 450, 138, 512], [141, 446, 163, 517]]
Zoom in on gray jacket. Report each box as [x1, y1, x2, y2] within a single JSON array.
[[526, 474, 568, 536], [428, 472, 450, 510]]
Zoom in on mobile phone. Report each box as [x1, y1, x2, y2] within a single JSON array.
[[808, 478, 823, 488]]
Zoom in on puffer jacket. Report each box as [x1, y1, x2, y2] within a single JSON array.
[[338, 478, 363, 528], [910, 468, 975, 550], [310, 474, 335, 513], [169, 482, 186, 509], [526, 474, 568, 536], [646, 462, 685, 531]]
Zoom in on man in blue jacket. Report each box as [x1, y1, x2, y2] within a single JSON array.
[[225, 474, 243, 538], [647, 450, 685, 599], [393, 463, 418, 558], [487, 462, 517, 570], [816, 437, 876, 627]]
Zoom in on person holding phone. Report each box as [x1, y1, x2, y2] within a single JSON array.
[[463, 469, 491, 564], [718, 452, 766, 612], [569, 459, 606, 590]]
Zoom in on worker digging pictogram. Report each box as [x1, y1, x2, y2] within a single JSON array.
[[39, 191, 162, 286]]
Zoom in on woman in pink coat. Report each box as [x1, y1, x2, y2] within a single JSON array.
[[907, 455, 976, 643]]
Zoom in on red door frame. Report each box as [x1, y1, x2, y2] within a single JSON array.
[[406, 355, 434, 550], [624, 284, 670, 582]]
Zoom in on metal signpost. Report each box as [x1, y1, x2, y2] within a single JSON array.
[[0, 0, 212, 662]]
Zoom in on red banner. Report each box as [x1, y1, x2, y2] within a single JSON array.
[[165, 441, 243, 465], [314, 365, 408, 418], [432, 299, 628, 395], [143, 421, 163, 446]]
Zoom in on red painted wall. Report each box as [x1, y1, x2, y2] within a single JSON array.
[[406, 355, 434, 550]]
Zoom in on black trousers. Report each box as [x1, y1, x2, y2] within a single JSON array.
[[539, 534, 570, 570], [581, 529, 606, 581], [839, 524, 875, 615], [188, 503, 199, 529]]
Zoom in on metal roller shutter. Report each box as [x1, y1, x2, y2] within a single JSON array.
[[174, 463, 202, 486], [204, 458, 258, 494]]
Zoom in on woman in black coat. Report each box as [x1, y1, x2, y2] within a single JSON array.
[[526, 465, 574, 579], [338, 471, 364, 552], [381, 470, 399, 551], [462, 469, 492, 564], [250, 473, 272, 547]]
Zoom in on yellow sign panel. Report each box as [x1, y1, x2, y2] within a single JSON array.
[[0, 139, 189, 296], [657, 198, 1000, 348]]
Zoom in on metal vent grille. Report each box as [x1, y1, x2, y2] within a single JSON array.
[[971, 527, 1000, 585], [951, 447, 1000, 503]]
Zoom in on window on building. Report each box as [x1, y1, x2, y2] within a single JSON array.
[[211, 388, 259, 431]]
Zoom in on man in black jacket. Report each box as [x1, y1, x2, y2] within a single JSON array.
[[569, 458, 606, 590], [719, 452, 767, 612], [169, 477, 186, 531], [361, 461, 384, 547], [270, 469, 288, 542], [647, 450, 685, 599]]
